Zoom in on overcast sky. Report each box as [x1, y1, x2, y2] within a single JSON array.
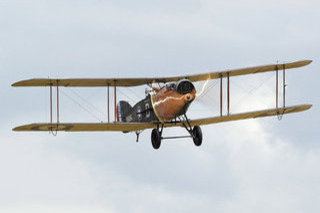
[[0, 0, 319, 212]]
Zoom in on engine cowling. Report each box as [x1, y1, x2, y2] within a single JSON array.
[[174, 79, 196, 94]]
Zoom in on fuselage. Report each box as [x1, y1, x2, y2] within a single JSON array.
[[120, 79, 196, 123], [151, 82, 196, 121]]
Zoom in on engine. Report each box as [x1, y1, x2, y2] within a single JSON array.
[[174, 79, 196, 94]]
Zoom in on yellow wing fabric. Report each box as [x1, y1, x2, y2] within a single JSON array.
[[13, 122, 155, 132], [185, 104, 312, 127], [12, 60, 311, 87], [13, 104, 311, 132]]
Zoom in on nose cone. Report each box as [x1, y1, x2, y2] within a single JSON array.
[[183, 91, 196, 102]]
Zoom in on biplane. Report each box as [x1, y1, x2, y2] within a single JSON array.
[[12, 60, 312, 149]]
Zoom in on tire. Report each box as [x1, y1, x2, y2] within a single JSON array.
[[192, 126, 202, 146], [151, 129, 161, 149]]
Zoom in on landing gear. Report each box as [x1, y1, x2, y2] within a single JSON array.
[[178, 114, 203, 147], [149, 115, 203, 149], [151, 128, 161, 149], [192, 125, 202, 146]]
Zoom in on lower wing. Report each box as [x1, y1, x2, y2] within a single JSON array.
[[13, 104, 311, 132]]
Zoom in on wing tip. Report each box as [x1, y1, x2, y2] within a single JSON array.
[[304, 59, 313, 65], [304, 104, 313, 110], [11, 82, 20, 87], [12, 126, 23, 131], [11, 78, 54, 87], [292, 104, 312, 113], [12, 123, 37, 131], [11, 79, 32, 87]]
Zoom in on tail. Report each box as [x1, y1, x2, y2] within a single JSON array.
[[117, 101, 134, 122]]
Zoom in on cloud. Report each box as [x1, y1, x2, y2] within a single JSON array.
[[0, 134, 102, 203], [0, 204, 113, 213], [213, 120, 320, 213]]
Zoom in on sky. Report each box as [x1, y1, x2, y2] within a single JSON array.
[[0, 0, 319, 212]]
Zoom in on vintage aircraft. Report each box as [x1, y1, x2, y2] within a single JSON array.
[[12, 60, 312, 149]]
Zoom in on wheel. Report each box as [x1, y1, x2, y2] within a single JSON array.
[[192, 126, 202, 146], [151, 128, 161, 149]]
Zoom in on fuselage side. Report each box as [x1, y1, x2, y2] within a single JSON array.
[[151, 85, 196, 122], [118, 79, 196, 123]]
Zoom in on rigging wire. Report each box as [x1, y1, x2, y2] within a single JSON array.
[[192, 80, 219, 114], [232, 73, 275, 111], [61, 86, 143, 122], [195, 80, 219, 108], [197, 80, 218, 98], [193, 74, 275, 116], [127, 86, 143, 100], [117, 88, 137, 104], [60, 90, 103, 122], [65, 87, 106, 117]]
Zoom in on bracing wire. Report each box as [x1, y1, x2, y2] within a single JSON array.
[[191, 80, 219, 113], [197, 80, 218, 99], [232, 73, 275, 111], [127, 86, 143, 100], [65, 87, 106, 117], [117, 88, 137, 104], [60, 90, 103, 122], [195, 80, 219, 108], [64, 86, 142, 122]]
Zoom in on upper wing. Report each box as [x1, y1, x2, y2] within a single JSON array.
[[12, 60, 312, 87], [13, 104, 311, 132]]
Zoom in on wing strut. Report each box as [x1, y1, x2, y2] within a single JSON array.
[[220, 72, 231, 117], [275, 65, 286, 109], [276, 66, 279, 108], [220, 75, 223, 117], [57, 80, 60, 123], [275, 64, 287, 119], [114, 80, 117, 122], [50, 83, 52, 123], [227, 72, 230, 116], [283, 64, 286, 108], [107, 83, 110, 123], [48, 80, 60, 135]]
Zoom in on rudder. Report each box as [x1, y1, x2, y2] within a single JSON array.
[[117, 101, 135, 122]]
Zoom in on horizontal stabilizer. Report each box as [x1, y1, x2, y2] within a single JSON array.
[[13, 104, 311, 132], [12, 60, 312, 87]]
